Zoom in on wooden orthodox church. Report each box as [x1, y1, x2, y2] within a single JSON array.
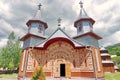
[[18, 1, 105, 79], [100, 47, 115, 73]]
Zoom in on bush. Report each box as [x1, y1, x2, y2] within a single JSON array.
[[32, 67, 46, 80]]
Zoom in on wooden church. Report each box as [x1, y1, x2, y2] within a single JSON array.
[[18, 1, 105, 79], [100, 47, 115, 73]]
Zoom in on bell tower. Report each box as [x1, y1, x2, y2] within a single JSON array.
[[26, 3, 48, 36], [20, 3, 47, 49], [74, 1, 95, 35], [73, 1, 102, 48]]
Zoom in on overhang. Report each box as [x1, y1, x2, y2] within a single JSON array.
[[73, 32, 102, 40], [26, 20, 48, 29], [20, 33, 46, 41]]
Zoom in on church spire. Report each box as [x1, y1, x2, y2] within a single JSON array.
[[74, 1, 95, 35], [79, 1, 88, 18], [33, 3, 43, 20], [26, 3, 48, 36]]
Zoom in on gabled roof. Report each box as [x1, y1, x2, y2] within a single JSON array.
[[20, 33, 46, 41], [73, 31, 102, 40], [35, 27, 84, 48]]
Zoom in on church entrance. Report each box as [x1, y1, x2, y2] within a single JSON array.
[[60, 64, 66, 77]]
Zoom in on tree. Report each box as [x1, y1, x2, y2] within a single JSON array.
[[116, 52, 120, 56], [106, 43, 120, 55], [0, 32, 22, 70], [112, 56, 120, 65], [112, 56, 120, 71]]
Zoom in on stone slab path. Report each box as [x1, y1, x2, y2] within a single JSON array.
[[0, 77, 104, 80], [12, 77, 105, 80]]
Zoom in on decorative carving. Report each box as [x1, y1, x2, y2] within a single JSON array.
[[24, 40, 95, 76], [27, 52, 34, 72]]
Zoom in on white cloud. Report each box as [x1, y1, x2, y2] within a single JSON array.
[[100, 31, 120, 46], [0, 19, 25, 38], [0, 39, 8, 49], [0, 1, 13, 19], [0, 19, 14, 31], [0, 0, 120, 49]]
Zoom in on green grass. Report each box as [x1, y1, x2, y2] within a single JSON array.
[[0, 73, 17, 78], [105, 72, 120, 80]]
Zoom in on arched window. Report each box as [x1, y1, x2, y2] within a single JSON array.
[[85, 59, 87, 67], [73, 60, 76, 67], [46, 60, 47, 67]]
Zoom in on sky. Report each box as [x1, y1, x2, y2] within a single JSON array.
[[0, 0, 120, 49]]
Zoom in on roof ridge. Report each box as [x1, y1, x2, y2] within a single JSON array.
[[34, 27, 84, 47]]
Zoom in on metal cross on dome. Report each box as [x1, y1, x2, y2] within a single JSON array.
[[79, 1, 83, 8], [58, 17, 62, 26], [38, 3, 42, 10]]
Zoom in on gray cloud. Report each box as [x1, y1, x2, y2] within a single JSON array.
[[0, 0, 120, 48]]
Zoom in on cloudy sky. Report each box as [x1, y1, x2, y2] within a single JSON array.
[[0, 0, 120, 48]]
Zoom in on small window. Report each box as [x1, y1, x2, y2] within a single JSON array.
[[78, 23, 82, 32], [103, 57, 106, 60], [73, 60, 76, 67], [38, 25, 42, 33]]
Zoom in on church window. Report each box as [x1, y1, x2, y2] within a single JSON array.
[[46, 60, 47, 67], [38, 25, 42, 33], [78, 23, 82, 32], [89, 22, 93, 31], [85, 59, 87, 67], [73, 60, 76, 67], [79, 26, 82, 32], [58, 41, 62, 47], [103, 57, 106, 60]]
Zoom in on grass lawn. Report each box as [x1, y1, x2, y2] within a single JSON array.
[[0, 73, 17, 78], [105, 72, 120, 80]]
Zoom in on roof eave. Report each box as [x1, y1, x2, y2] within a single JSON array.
[[26, 20, 48, 29], [73, 32, 102, 40], [74, 18, 95, 27], [20, 33, 46, 41]]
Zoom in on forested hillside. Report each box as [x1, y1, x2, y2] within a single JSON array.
[[106, 43, 120, 56]]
